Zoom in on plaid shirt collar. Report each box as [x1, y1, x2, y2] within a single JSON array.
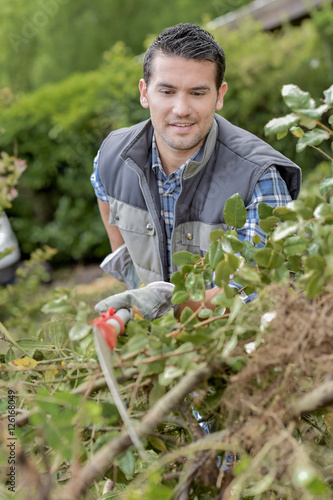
[[151, 134, 201, 180]]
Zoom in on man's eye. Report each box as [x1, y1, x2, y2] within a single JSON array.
[[192, 92, 204, 97], [160, 90, 174, 95]]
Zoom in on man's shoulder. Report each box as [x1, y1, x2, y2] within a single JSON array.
[[215, 114, 266, 150], [101, 119, 151, 146], [214, 114, 295, 166]]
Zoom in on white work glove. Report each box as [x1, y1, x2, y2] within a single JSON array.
[[95, 281, 175, 321]]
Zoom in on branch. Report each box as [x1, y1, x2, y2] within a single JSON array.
[[290, 380, 333, 417], [56, 361, 224, 500]]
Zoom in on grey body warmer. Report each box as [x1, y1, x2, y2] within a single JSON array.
[[98, 114, 301, 286]]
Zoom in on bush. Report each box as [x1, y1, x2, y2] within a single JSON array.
[[1, 9, 332, 264], [0, 84, 332, 500], [1, 44, 148, 263]]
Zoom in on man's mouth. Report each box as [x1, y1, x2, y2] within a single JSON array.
[[170, 123, 195, 130]]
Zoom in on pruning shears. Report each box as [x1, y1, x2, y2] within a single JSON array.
[[92, 307, 145, 452]]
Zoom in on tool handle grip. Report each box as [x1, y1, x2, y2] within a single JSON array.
[[106, 308, 131, 334]]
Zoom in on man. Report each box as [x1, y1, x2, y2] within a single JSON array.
[[91, 23, 301, 319]]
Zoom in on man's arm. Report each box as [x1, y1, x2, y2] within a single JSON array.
[[98, 199, 125, 252], [179, 287, 221, 317]]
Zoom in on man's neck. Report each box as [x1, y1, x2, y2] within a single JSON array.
[[157, 143, 203, 176]]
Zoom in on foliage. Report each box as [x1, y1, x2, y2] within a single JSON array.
[[2, 9, 333, 264], [213, 5, 333, 166], [1, 85, 333, 499], [0, 44, 147, 262], [0, 152, 26, 211], [0, 0, 250, 92]]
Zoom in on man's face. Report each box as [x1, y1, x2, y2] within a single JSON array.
[[139, 54, 227, 165]]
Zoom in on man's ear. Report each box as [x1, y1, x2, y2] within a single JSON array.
[[139, 79, 149, 109], [215, 82, 228, 111]]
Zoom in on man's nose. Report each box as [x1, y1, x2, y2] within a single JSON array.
[[172, 94, 192, 116]]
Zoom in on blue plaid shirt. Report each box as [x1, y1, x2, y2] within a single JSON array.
[[151, 136, 201, 276], [91, 140, 292, 279]]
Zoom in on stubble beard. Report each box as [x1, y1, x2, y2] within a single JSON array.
[[159, 129, 207, 152]]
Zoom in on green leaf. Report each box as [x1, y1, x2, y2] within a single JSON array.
[[252, 234, 261, 245], [304, 255, 326, 272], [259, 216, 280, 234], [320, 176, 333, 196], [68, 323, 92, 341], [287, 255, 302, 272], [240, 239, 259, 262], [170, 271, 184, 285], [179, 306, 199, 325], [313, 202, 333, 219], [210, 229, 224, 241], [211, 292, 235, 309], [297, 104, 330, 120], [223, 193, 247, 229], [305, 270, 326, 299], [41, 297, 76, 315], [323, 84, 333, 105], [148, 435, 167, 452], [296, 129, 330, 152], [215, 260, 232, 285], [171, 290, 190, 304], [290, 126, 304, 138], [185, 273, 205, 302], [227, 254, 240, 273], [123, 333, 149, 352], [209, 240, 225, 270], [282, 84, 315, 110], [258, 202, 274, 220], [158, 366, 184, 386], [303, 195, 326, 210], [236, 265, 262, 284], [221, 236, 233, 254], [172, 251, 195, 266], [149, 382, 166, 408], [198, 308, 213, 319], [272, 220, 298, 241], [283, 236, 308, 256], [118, 449, 136, 477], [287, 200, 313, 220], [277, 130, 288, 140], [271, 264, 290, 282], [264, 113, 299, 136], [225, 234, 244, 252], [255, 248, 285, 269], [306, 477, 330, 496], [226, 356, 248, 372], [272, 206, 298, 221], [299, 116, 318, 130]]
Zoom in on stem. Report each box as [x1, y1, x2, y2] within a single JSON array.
[[0, 321, 30, 355], [315, 119, 333, 136], [57, 360, 225, 500], [290, 380, 333, 417], [310, 145, 333, 162]]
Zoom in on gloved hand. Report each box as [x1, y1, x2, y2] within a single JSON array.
[[95, 281, 175, 321]]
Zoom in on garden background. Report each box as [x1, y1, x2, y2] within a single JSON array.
[[1, 1, 333, 499]]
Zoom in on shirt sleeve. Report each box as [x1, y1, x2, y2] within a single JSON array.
[[237, 166, 292, 247], [90, 151, 109, 202]]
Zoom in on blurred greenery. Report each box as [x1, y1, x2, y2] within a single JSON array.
[[0, 0, 250, 92], [0, 2, 332, 264]]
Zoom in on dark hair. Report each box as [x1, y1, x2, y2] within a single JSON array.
[[143, 23, 226, 91]]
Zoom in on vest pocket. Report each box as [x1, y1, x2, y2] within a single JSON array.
[[107, 197, 162, 282], [179, 221, 229, 254]]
